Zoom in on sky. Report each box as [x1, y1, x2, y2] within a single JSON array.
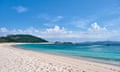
[[0, 0, 120, 42]]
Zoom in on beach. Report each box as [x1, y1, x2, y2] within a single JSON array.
[[0, 43, 120, 72]]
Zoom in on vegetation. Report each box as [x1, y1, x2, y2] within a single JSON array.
[[0, 34, 48, 43]]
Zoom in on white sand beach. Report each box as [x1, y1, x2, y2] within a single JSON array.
[[0, 43, 120, 72]]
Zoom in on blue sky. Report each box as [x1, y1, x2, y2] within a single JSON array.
[[0, 0, 120, 42]]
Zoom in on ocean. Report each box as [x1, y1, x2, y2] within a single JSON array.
[[16, 44, 120, 65]]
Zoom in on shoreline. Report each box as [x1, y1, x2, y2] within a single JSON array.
[[15, 43, 120, 66], [0, 43, 120, 72]]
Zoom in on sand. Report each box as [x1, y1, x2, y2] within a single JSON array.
[[0, 43, 120, 72]]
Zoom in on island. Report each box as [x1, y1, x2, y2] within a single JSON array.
[[0, 34, 48, 43]]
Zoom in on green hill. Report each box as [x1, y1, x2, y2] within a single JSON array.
[[0, 34, 48, 43]]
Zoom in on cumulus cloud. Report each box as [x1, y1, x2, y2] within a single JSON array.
[[40, 25, 72, 38], [13, 6, 28, 13], [88, 22, 107, 32], [43, 25, 68, 33]]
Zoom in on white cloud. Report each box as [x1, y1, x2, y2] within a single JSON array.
[[40, 25, 72, 38], [0, 23, 120, 41], [0, 27, 8, 32], [88, 22, 106, 32], [13, 6, 28, 13], [37, 24, 114, 40], [44, 25, 67, 33]]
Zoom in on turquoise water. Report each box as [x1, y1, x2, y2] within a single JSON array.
[[16, 44, 120, 65]]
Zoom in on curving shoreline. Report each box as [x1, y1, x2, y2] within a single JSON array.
[[0, 43, 120, 72], [15, 43, 120, 66]]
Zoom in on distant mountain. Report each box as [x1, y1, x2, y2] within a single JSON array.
[[0, 34, 48, 43], [77, 41, 120, 46]]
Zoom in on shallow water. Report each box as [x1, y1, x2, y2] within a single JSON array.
[[16, 44, 120, 65]]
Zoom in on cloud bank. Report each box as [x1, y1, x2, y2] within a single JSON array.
[[0, 22, 120, 42]]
